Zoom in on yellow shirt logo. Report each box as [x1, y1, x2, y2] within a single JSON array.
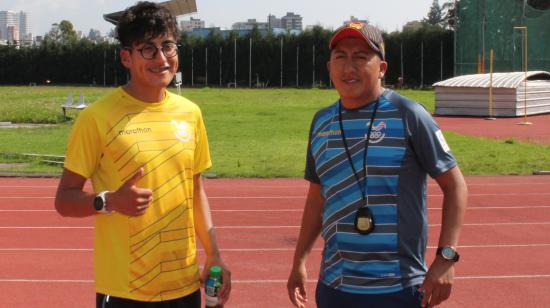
[[172, 120, 192, 142]]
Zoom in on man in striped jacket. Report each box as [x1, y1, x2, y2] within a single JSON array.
[[287, 22, 467, 308]]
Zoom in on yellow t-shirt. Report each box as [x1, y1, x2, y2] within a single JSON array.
[[64, 87, 211, 301]]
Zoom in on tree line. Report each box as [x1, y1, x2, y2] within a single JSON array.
[[0, 1, 458, 88]]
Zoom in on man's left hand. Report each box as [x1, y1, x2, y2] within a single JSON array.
[[419, 257, 455, 307]]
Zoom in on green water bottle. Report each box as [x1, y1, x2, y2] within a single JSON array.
[[204, 266, 222, 308]]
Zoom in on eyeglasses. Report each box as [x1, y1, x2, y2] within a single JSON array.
[[126, 42, 179, 60]]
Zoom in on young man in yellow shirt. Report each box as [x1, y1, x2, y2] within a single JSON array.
[[55, 2, 231, 307]]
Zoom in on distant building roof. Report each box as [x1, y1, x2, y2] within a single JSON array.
[[187, 27, 302, 39], [104, 0, 197, 25]]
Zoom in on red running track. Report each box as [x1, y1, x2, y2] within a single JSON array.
[[435, 113, 550, 145], [1, 176, 550, 307]]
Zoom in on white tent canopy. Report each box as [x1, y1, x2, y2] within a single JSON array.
[[433, 71, 550, 117]]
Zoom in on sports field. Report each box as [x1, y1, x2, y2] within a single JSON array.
[[1, 86, 550, 176]]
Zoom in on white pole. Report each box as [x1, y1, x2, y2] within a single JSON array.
[[312, 44, 315, 88], [440, 41, 443, 80], [114, 48, 118, 85], [296, 46, 299, 87], [482, 14, 486, 73], [486, 48, 495, 120], [234, 38, 237, 88], [421, 42, 424, 88], [249, 37, 252, 88], [453, 0, 458, 76], [280, 37, 283, 87], [400, 43, 404, 85], [103, 48, 106, 87]]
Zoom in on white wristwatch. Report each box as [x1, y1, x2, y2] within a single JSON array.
[[93, 191, 111, 214]]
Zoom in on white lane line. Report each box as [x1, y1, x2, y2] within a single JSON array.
[[3, 192, 550, 199], [2, 221, 550, 230], [458, 222, 550, 227], [212, 209, 303, 212], [3, 182, 550, 189], [0, 209, 306, 213], [3, 244, 550, 252], [3, 205, 550, 213], [0, 197, 54, 199], [0, 227, 93, 229], [0, 248, 93, 251], [444, 205, 550, 210], [212, 206, 550, 211], [207, 185, 309, 189], [232, 275, 550, 283], [427, 192, 550, 197], [455, 274, 550, 280], [210, 196, 306, 199], [454, 243, 550, 249], [0, 210, 56, 212], [0, 279, 93, 283], [4, 275, 550, 284], [0, 186, 58, 188], [0, 185, 306, 189]]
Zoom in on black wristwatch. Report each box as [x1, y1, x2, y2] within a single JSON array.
[[93, 191, 111, 214], [436, 246, 460, 262]]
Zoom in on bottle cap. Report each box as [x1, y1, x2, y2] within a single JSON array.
[[209, 266, 222, 278]]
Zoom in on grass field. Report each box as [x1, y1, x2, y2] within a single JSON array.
[[1, 86, 549, 177]]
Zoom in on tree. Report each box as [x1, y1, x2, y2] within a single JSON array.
[[527, 0, 550, 11], [44, 23, 61, 43], [59, 20, 78, 45], [424, 0, 443, 26], [441, 0, 460, 30], [45, 20, 77, 45]]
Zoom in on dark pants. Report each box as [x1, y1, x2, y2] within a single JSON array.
[[96, 290, 200, 308], [316, 282, 423, 308]]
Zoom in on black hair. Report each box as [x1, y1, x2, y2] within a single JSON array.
[[116, 1, 179, 47]]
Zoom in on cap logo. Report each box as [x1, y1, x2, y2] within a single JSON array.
[[349, 22, 364, 30]]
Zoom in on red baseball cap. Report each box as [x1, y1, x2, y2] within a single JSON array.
[[329, 22, 385, 60]]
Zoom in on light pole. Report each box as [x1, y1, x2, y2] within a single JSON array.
[[513, 25, 531, 125]]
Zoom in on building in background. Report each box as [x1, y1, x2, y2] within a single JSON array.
[[280, 12, 302, 31], [0, 10, 29, 43], [267, 12, 302, 32], [18, 10, 28, 39], [6, 25, 18, 41], [180, 17, 205, 32], [268, 14, 281, 30], [232, 19, 268, 31]]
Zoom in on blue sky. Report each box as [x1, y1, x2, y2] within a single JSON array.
[[4, 0, 436, 37]]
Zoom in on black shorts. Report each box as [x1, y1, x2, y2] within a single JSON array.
[[316, 282, 423, 308], [96, 290, 200, 308]]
